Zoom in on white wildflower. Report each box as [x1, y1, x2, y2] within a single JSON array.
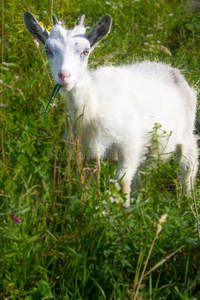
[[2, 62, 15, 66], [109, 178, 121, 190]]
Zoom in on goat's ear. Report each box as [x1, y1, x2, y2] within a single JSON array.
[[77, 15, 85, 26], [24, 12, 50, 45], [52, 15, 59, 26], [87, 15, 112, 48]]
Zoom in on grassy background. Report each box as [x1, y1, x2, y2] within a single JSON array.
[[1, 0, 200, 299]]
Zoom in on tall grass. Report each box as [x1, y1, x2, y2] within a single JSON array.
[[1, 0, 200, 299]]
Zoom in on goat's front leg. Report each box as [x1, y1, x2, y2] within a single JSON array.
[[115, 147, 140, 207]]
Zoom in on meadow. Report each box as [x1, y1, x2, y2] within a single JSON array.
[[1, 0, 200, 299]]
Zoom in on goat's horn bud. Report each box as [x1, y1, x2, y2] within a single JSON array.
[[52, 15, 59, 25], [77, 15, 85, 26]]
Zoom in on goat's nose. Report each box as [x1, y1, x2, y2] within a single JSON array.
[[58, 70, 71, 80]]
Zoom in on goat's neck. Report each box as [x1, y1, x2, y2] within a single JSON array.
[[66, 69, 97, 123]]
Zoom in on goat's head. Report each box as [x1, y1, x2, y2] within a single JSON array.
[[23, 12, 112, 91]]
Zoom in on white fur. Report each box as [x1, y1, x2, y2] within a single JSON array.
[[24, 14, 199, 206]]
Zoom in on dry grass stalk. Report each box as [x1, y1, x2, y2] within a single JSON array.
[[133, 213, 168, 300]]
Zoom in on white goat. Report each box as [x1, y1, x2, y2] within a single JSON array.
[[24, 12, 198, 206]]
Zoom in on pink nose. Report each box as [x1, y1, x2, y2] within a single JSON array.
[[58, 70, 71, 81]]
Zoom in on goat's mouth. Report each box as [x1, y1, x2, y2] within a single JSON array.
[[61, 81, 75, 91]]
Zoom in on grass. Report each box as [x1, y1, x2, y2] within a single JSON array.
[[1, 0, 200, 299]]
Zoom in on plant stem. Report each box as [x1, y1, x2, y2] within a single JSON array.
[[191, 178, 200, 241], [133, 232, 158, 300]]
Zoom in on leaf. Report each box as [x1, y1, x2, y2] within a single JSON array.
[[144, 245, 185, 278], [41, 83, 62, 115]]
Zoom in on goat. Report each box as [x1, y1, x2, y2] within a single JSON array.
[[23, 12, 198, 206]]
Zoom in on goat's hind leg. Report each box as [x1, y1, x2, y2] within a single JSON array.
[[177, 137, 198, 195]]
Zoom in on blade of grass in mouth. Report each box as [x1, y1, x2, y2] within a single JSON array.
[[42, 83, 62, 115]]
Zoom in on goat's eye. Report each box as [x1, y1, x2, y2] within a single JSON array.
[[81, 49, 90, 57], [83, 50, 90, 55], [44, 49, 52, 56]]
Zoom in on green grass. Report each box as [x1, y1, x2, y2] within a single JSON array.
[[1, 0, 200, 299]]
